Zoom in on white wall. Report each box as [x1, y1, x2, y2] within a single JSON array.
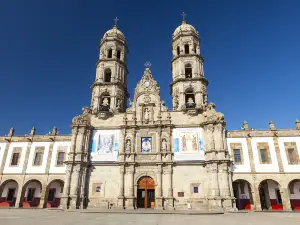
[[267, 180, 279, 199], [49, 141, 71, 174], [227, 138, 251, 173], [0, 143, 7, 169], [289, 181, 300, 199], [26, 142, 51, 174], [3, 142, 28, 174], [278, 137, 300, 173], [251, 137, 279, 172], [1, 181, 18, 198]]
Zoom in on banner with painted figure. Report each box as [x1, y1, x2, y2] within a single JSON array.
[[173, 128, 205, 161], [91, 130, 120, 161]]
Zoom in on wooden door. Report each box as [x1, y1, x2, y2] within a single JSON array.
[[137, 177, 155, 208]]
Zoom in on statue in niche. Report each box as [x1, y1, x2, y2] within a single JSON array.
[[125, 139, 131, 152], [116, 99, 122, 109], [162, 139, 167, 151], [187, 97, 195, 104], [102, 97, 109, 106], [144, 108, 150, 121]]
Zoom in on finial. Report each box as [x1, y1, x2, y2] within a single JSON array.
[[181, 12, 187, 24], [113, 17, 119, 28], [296, 119, 300, 130], [8, 127, 14, 137], [243, 121, 249, 130], [144, 61, 152, 69], [269, 120, 276, 130], [51, 126, 58, 136], [30, 127, 36, 136]]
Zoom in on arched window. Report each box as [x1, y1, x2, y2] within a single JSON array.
[[117, 50, 121, 59], [100, 93, 110, 111], [177, 46, 180, 56], [107, 49, 112, 58], [185, 91, 196, 109], [194, 44, 197, 53], [104, 69, 111, 82], [184, 44, 189, 54], [185, 63, 192, 78]]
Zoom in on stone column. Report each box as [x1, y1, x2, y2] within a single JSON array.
[[117, 166, 125, 209], [38, 186, 47, 208], [195, 91, 202, 108], [155, 165, 163, 209], [252, 185, 261, 210], [156, 127, 162, 161], [207, 162, 222, 211], [14, 186, 24, 208], [281, 188, 292, 211], [61, 166, 72, 209], [69, 164, 81, 209]]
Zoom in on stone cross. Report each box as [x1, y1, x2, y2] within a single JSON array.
[[114, 17, 119, 27], [181, 12, 186, 23]]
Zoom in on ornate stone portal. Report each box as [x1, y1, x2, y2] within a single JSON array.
[[62, 18, 235, 211]]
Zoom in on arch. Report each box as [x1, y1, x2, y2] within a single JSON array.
[[232, 179, 253, 210], [44, 179, 64, 208], [136, 176, 155, 209], [99, 92, 110, 112], [107, 48, 112, 58], [0, 179, 19, 207], [116, 50, 121, 59], [258, 179, 282, 210], [104, 68, 112, 82], [20, 179, 43, 208], [185, 63, 192, 78], [177, 46, 180, 56], [184, 44, 189, 54], [288, 179, 300, 210], [184, 88, 195, 109]]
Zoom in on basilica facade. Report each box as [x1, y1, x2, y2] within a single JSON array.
[[0, 19, 300, 211]]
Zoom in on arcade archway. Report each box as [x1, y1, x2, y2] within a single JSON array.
[[136, 176, 155, 209]]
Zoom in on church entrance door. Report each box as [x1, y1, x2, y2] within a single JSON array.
[[137, 177, 155, 209]]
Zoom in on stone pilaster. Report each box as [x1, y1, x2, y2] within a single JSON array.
[[273, 135, 284, 173], [207, 162, 222, 210], [125, 166, 135, 209], [165, 165, 174, 210], [155, 165, 163, 209], [0, 142, 10, 176], [117, 166, 125, 209]]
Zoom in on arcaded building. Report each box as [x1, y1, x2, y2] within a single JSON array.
[[0, 18, 299, 211]]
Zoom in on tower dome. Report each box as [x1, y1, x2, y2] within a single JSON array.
[[173, 21, 198, 37], [103, 25, 125, 41]]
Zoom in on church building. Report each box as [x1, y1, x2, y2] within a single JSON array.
[[0, 17, 300, 211]]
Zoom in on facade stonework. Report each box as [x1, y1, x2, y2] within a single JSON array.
[[0, 20, 300, 211]]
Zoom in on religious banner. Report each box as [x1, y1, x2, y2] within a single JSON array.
[[173, 128, 205, 161], [91, 129, 120, 161]]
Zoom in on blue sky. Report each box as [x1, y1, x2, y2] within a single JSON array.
[[0, 0, 299, 135]]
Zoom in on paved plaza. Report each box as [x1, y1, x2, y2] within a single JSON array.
[[0, 210, 300, 225]]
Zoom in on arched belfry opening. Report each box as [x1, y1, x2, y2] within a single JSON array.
[[185, 63, 192, 78], [185, 88, 196, 108], [99, 93, 111, 111], [104, 69, 112, 82], [184, 44, 189, 54], [136, 176, 155, 209], [107, 49, 112, 58], [177, 46, 180, 56]]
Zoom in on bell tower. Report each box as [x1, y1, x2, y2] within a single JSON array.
[[170, 14, 208, 111], [91, 18, 129, 114]]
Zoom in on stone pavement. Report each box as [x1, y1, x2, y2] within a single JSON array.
[[0, 209, 300, 225]]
